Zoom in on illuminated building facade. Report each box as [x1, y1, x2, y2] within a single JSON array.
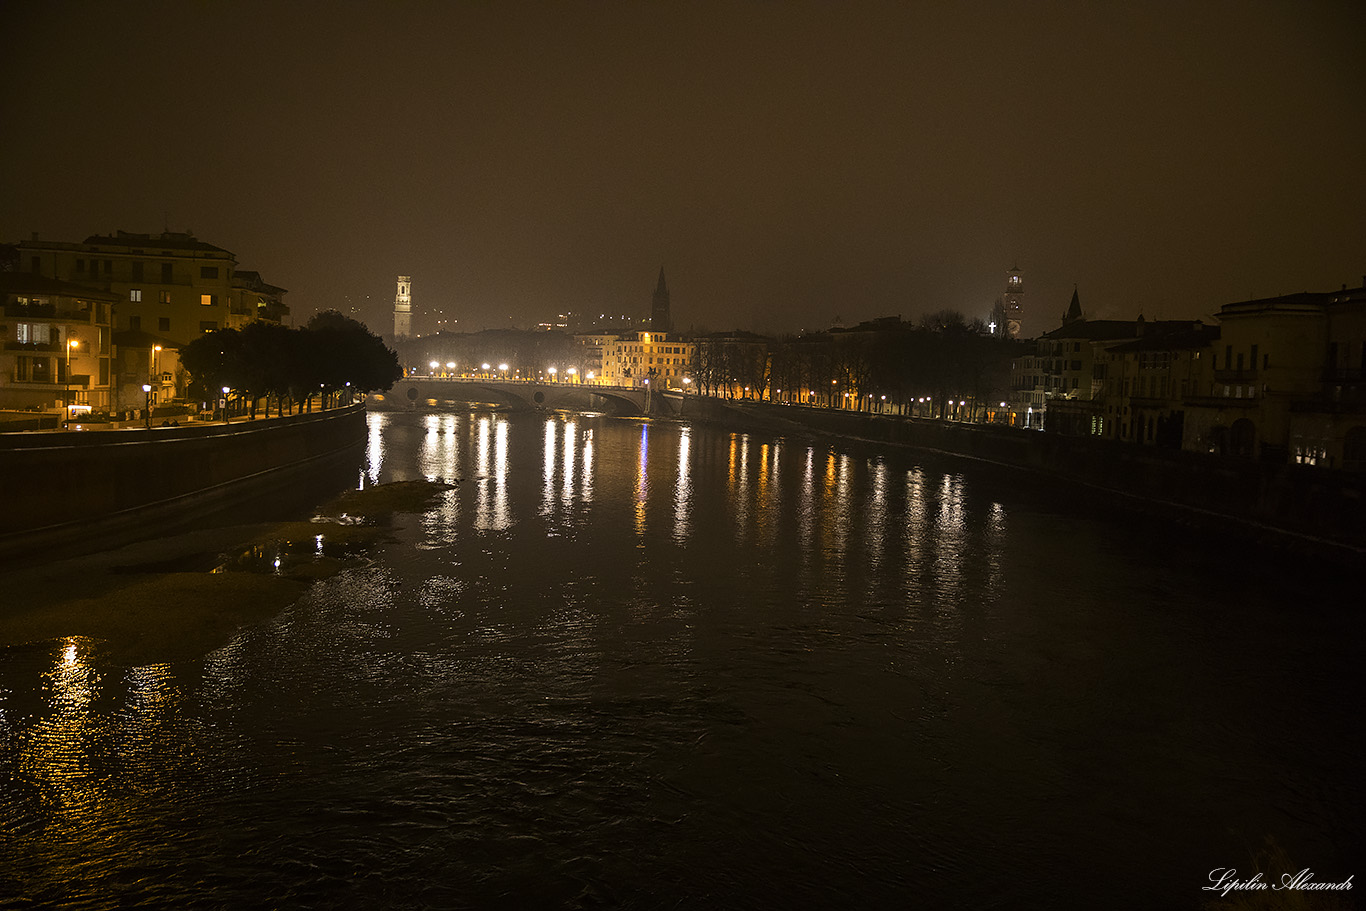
[[601, 331, 695, 389], [0, 272, 116, 417]]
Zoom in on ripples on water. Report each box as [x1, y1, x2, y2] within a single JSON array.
[[2, 410, 1362, 909]]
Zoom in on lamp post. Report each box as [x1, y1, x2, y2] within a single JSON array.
[[548, 366, 557, 382], [64, 337, 78, 427], [142, 384, 152, 430], [222, 385, 230, 423], [498, 363, 508, 380], [682, 376, 691, 415], [481, 362, 490, 378], [567, 367, 577, 384]]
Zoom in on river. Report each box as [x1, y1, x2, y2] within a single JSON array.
[[1, 409, 1360, 908]]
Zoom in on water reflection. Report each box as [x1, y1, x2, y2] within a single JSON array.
[[635, 424, 649, 537], [674, 428, 691, 543], [419, 413, 460, 482], [475, 416, 510, 531], [20, 638, 105, 825], [1, 411, 1356, 910], [365, 412, 386, 485]]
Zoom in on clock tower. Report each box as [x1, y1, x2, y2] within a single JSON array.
[[1003, 266, 1024, 338]]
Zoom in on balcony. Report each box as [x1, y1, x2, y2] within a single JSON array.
[[1212, 367, 1257, 382], [4, 304, 96, 322], [4, 340, 60, 352], [1324, 367, 1366, 384]]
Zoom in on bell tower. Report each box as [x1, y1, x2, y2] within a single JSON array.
[[394, 275, 412, 339], [1003, 266, 1023, 338], [651, 266, 672, 333]]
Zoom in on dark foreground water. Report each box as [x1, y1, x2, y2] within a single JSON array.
[[2, 410, 1361, 909]]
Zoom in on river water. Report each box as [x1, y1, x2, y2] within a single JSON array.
[[1, 409, 1361, 909]]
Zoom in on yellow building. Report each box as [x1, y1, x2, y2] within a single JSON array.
[[0, 273, 117, 418], [600, 331, 695, 389], [1183, 285, 1366, 466], [15, 230, 289, 406]]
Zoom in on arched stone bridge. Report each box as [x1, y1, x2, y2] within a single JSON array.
[[368, 377, 685, 416]]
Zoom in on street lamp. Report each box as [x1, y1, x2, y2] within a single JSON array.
[[498, 363, 508, 379], [222, 385, 231, 423], [142, 384, 152, 430], [548, 366, 557, 382], [429, 360, 439, 375], [567, 367, 577, 384], [64, 337, 78, 427], [446, 361, 455, 376]]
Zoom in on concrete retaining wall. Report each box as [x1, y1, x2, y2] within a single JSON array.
[[0, 405, 366, 557], [683, 398, 1366, 552]]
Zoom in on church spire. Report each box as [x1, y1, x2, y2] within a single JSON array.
[[1063, 286, 1083, 324], [651, 266, 672, 333]]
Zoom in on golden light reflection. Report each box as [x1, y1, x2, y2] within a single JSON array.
[[866, 458, 888, 570], [581, 428, 595, 504], [19, 638, 106, 827], [561, 420, 576, 507], [799, 447, 815, 566], [756, 442, 772, 544], [542, 419, 558, 516], [474, 416, 511, 531], [634, 424, 649, 536], [674, 427, 691, 543], [365, 412, 386, 484]]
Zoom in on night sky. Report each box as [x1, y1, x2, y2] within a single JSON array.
[[4, 1, 1364, 337]]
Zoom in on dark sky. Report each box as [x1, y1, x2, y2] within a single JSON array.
[[4, 1, 1364, 338]]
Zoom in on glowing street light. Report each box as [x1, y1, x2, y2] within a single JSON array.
[[64, 337, 78, 427], [429, 360, 439, 375], [548, 366, 557, 382], [142, 384, 152, 430]]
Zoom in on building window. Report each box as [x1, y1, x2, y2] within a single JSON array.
[[199, 320, 217, 332], [132, 261, 144, 281], [200, 294, 217, 306], [130, 289, 142, 302], [158, 317, 170, 332], [162, 262, 173, 282], [75, 259, 86, 272], [200, 266, 219, 279], [129, 315, 142, 330], [159, 290, 171, 304]]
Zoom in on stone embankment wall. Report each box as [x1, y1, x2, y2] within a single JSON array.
[[678, 397, 1366, 553], [0, 405, 366, 558]]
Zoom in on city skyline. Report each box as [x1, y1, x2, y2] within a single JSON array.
[[3, 2, 1364, 337]]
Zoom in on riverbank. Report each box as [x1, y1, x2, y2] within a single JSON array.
[[669, 394, 1366, 560], [0, 404, 367, 563]]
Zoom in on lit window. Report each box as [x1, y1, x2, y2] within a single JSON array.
[[200, 294, 217, 306], [130, 289, 142, 302]]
